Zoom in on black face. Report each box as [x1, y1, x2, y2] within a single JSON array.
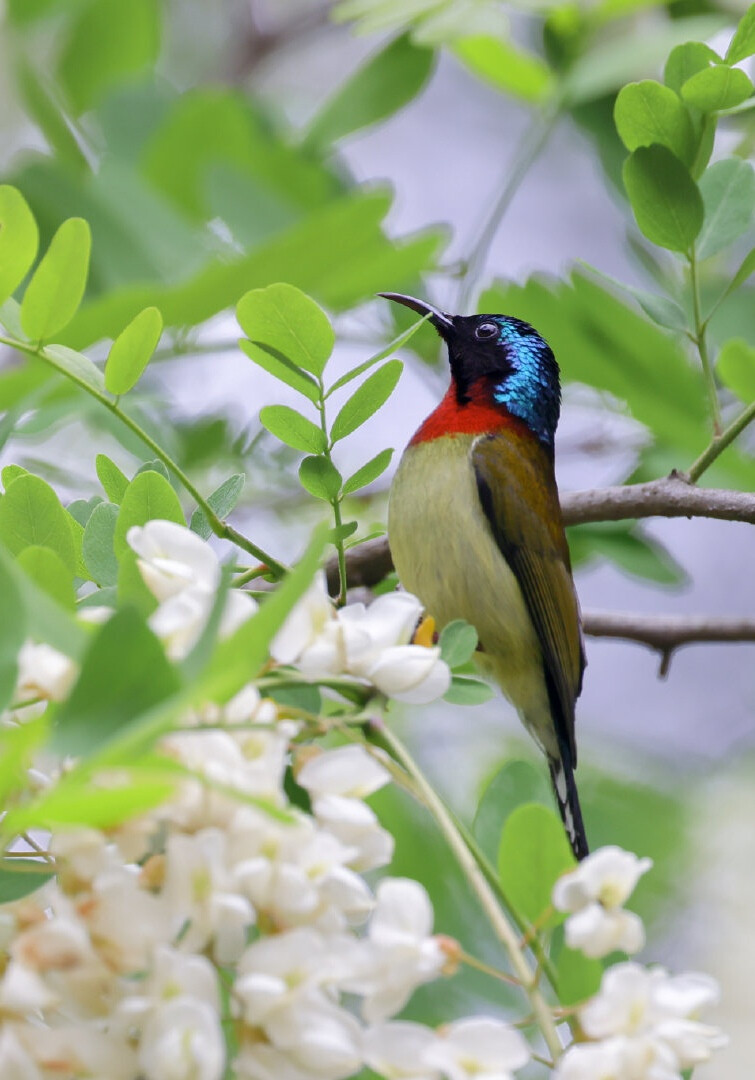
[[379, 293, 561, 447]]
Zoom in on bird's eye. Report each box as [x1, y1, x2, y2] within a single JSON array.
[[475, 322, 498, 340]]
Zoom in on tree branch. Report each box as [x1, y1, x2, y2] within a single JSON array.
[[582, 610, 755, 650], [583, 610, 755, 675], [558, 473, 755, 527], [330, 474, 755, 592]]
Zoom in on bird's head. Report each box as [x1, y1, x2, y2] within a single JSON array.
[[380, 292, 561, 450]]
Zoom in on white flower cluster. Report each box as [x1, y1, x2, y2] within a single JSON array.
[[271, 569, 451, 704], [553, 848, 726, 1079], [0, 520, 728, 1080], [0, 521, 516, 1080]]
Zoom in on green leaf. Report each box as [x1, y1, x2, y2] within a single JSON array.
[[57, 0, 161, 114], [681, 65, 753, 113], [568, 522, 686, 585], [259, 405, 326, 455], [190, 474, 245, 540], [0, 545, 86, 661], [0, 869, 54, 903], [113, 471, 184, 558], [237, 283, 334, 378], [117, 549, 158, 616], [0, 714, 46, 806], [452, 35, 553, 103], [298, 456, 342, 501], [439, 620, 478, 668], [0, 186, 39, 306], [67, 496, 103, 528], [327, 315, 430, 395], [696, 158, 755, 260], [556, 942, 603, 1006], [2, 464, 28, 488], [727, 4, 755, 64], [60, 192, 444, 351], [20, 218, 91, 342], [717, 338, 755, 403], [614, 80, 695, 165], [443, 675, 494, 705], [135, 459, 170, 481], [53, 607, 180, 757], [0, 473, 76, 572], [329, 521, 358, 544], [16, 545, 75, 610], [239, 339, 319, 403], [664, 42, 720, 95], [331, 360, 402, 442], [342, 448, 394, 495], [82, 502, 119, 586], [6, 767, 176, 831], [474, 760, 552, 864], [95, 454, 129, 504], [708, 246, 755, 314], [498, 803, 576, 925], [623, 146, 703, 253], [43, 343, 106, 394], [564, 15, 728, 104], [305, 33, 435, 147], [104, 306, 163, 395], [17, 59, 89, 173], [578, 260, 688, 331], [0, 551, 26, 712]]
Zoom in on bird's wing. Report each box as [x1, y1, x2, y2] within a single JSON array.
[[472, 433, 585, 761]]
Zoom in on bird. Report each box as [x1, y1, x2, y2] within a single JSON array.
[[382, 292, 588, 861]]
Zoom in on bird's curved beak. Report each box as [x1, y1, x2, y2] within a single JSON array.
[[378, 293, 454, 334]]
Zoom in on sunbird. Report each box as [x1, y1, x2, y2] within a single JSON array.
[[383, 293, 588, 860]]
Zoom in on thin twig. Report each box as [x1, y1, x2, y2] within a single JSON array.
[[688, 250, 723, 434], [688, 400, 755, 483], [0, 335, 288, 578]]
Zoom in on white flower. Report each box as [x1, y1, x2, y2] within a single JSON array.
[[0, 962, 58, 1014], [312, 794, 394, 872], [427, 1017, 530, 1080], [553, 847, 652, 959], [363, 1021, 440, 1080], [15, 641, 77, 702], [564, 904, 645, 959], [339, 591, 423, 674], [139, 997, 224, 1080], [0, 1027, 42, 1080], [128, 519, 220, 599], [162, 830, 255, 963], [297, 745, 390, 800], [367, 644, 451, 704], [555, 1037, 637, 1080], [579, 963, 727, 1073], [553, 847, 652, 912], [263, 998, 363, 1079], [271, 573, 336, 667], [348, 878, 445, 1021]]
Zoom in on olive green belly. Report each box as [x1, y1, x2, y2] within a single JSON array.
[[388, 434, 556, 753]]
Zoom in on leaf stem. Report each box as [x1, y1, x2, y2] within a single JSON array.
[[315, 378, 348, 606], [369, 721, 563, 1062], [688, 251, 723, 435], [0, 334, 288, 578], [457, 98, 562, 311], [687, 398, 755, 482]]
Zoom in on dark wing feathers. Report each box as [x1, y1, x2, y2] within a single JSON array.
[[472, 433, 585, 761]]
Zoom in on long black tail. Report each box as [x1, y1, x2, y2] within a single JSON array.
[[548, 748, 589, 861]]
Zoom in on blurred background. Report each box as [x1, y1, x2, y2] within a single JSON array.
[[0, 1, 753, 1074]]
